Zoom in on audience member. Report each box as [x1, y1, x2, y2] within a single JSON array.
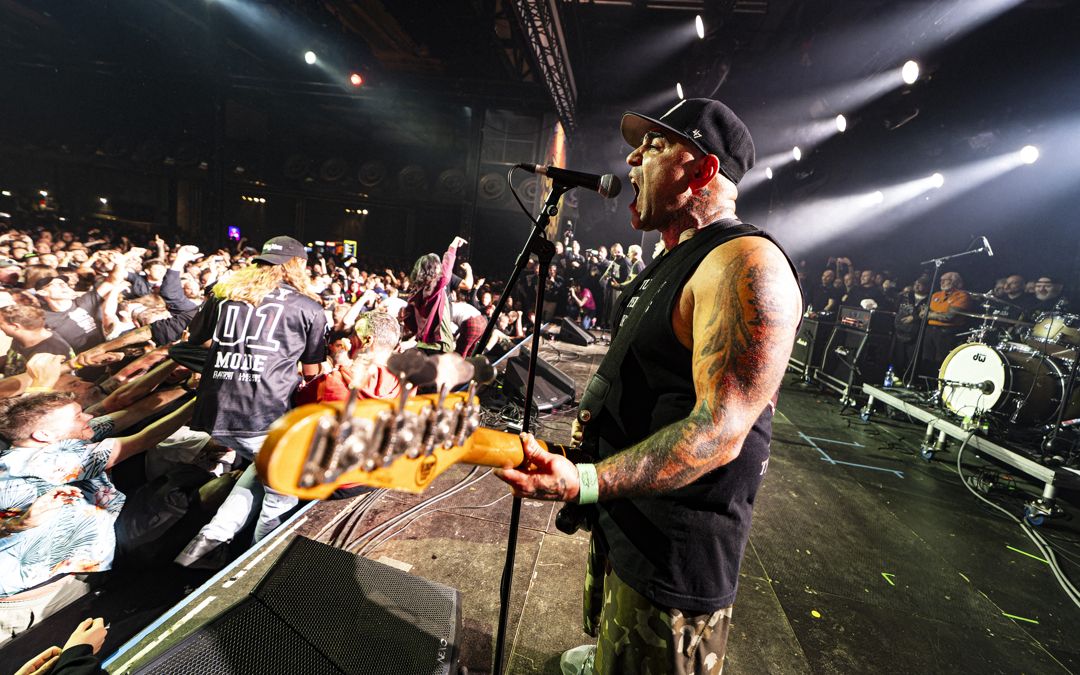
[[923, 271, 974, 373], [402, 236, 467, 354], [891, 275, 931, 378], [0, 390, 194, 641], [174, 236, 326, 568]]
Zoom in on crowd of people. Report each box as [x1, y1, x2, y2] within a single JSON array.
[[801, 256, 1074, 382], [0, 215, 648, 664]]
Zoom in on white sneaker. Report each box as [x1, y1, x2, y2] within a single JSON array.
[[560, 644, 596, 675]]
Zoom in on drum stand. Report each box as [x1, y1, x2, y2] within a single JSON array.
[[1041, 349, 1080, 463]]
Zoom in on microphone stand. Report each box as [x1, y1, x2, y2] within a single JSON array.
[[477, 180, 570, 675], [906, 243, 992, 392]]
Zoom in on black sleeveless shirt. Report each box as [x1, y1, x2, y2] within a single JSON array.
[[584, 219, 799, 613]]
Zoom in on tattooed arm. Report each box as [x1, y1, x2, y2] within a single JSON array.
[[592, 237, 800, 498], [496, 236, 800, 501]]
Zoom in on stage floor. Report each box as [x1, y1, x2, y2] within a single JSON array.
[[5, 336, 1080, 674]]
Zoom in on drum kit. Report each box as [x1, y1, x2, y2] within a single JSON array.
[[937, 293, 1080, 446]]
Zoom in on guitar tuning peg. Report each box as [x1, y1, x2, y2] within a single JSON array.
[[466, 356, 495, 384], [389, 349, 437, 388], [434, 352, 475, 392]]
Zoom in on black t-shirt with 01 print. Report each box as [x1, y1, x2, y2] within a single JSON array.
[[188, 283, 327, 439]]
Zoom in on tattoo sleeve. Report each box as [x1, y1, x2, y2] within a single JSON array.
[[594, 243, 800, 500]]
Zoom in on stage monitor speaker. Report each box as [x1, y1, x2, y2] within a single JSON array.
[[817, 326, 891, 399], [557, 317, 595, 346], [503, 351, 576, 412], [136, 537, 461, 675]]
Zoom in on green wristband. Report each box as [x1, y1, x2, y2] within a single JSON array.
[[576, 463, 599, 505]]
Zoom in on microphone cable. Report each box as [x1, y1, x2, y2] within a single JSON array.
[[954, 431, 1080, 609]]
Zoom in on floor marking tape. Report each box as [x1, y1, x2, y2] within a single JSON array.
[[1002, 612, 1039, 625], [797, 432, 905, 479], [881, 572, 896, 586], [802, 435, 865, 448], [1005, 545, 1049, 564]]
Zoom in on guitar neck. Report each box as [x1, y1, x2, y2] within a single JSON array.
[[257, 394, 571, 499], [458, 427, 538, 468]]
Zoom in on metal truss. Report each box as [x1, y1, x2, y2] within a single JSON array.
[[509, 0, 578, 133]]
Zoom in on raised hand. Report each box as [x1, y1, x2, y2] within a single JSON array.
[[13, 646, 61, 675], [25, 353, 66, 389], [62, 617, 108, 654]]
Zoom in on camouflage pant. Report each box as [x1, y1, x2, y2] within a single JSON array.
[[584, 538, 732, 675]]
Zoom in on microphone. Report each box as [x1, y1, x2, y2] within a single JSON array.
[[981, 236, 994, 257], [516, 164, 622, 198], [939, 378, 995, 395]]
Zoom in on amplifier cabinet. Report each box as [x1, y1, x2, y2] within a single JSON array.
[[788, 318, 834, 381], [817, 326, 891, 402]]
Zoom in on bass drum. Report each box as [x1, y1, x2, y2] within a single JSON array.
[[938, 343, 1078, 426]]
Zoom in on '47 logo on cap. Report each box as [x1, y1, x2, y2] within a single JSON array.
[[691, 129, 703, 139]]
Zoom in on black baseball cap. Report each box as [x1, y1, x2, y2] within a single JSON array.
[[32, 276, 62, 291], [621, 98, 755, 184], [254, 236, 307, 265]]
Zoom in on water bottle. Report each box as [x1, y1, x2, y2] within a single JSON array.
[[883, 365, 895, 388]]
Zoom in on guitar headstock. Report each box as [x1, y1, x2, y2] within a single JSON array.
[[256, 352, 510, 499]]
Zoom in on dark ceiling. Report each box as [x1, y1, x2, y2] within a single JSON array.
[[1, 0, 1077, 279], [1, 0, 1073, 149]]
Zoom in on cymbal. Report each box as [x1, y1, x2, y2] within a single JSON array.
[[951, 310, 1032, 326]]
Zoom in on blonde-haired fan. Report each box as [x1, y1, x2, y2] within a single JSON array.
[[176, 236, 327, 568]]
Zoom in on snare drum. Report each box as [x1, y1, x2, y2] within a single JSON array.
[[938, 342, 1079, 426], [1026, 312, 1080, 360]]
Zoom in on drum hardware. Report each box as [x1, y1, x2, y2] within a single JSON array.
[[938, 342, 1080, 427], [1040, 339, 1080, 459], [938, 378, 995, 395], [1024, 312, 1080, 361], [951, 310, 1032, 326]]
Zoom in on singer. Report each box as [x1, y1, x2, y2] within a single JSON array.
[[494, 98, 802, 675]]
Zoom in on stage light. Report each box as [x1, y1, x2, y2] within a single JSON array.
[[792, 146, 802, 162], [695, 15, 705, 39], [39, 190, 48, 197], [901, 60, 920, 85], [869, 190, 885, 205], [1019, 145, 1039, 164], [835, 114, 847, 133], [304, 50, 317, 65], [930, 172, 945, 188], [765, 167, 773, 180], [98, 197, 108, 205], [1, 190, 10, 197], [349, 72, 363, 87], [676, 82, 684, 100], [362, 209, 369, 215]]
